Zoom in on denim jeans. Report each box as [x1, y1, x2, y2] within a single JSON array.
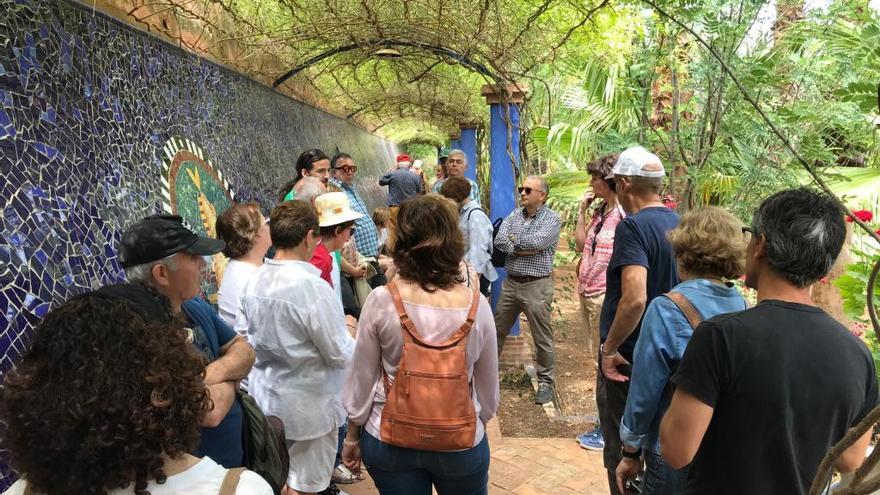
[[642, 450, 688, 495], [360, 431, 490, 495]]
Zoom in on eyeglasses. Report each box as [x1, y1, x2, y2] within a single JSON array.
[[518, 187, 534, 195], [334, 165, 357, 173]]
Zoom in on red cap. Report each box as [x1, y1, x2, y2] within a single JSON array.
[[396, 153, 411, 163]]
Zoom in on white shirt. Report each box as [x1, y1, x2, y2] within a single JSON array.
[[217, 259, 260, 331], [236, 259, 355, 441], [4, 457, 272, 495]]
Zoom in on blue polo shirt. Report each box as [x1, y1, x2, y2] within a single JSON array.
[[182, 297, 244, 468]]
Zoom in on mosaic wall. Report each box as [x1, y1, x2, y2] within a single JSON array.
[[0, 0, 396, 486]]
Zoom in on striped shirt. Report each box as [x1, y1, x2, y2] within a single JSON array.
[[494, 204, 561, 278]]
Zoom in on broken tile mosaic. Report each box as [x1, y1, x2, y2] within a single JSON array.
[[0, 0, 396, 487]]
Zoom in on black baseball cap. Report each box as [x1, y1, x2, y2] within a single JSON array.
[[119, 214, 225, 268]]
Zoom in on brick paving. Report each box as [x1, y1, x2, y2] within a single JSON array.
[[344, 418, 608, 495]]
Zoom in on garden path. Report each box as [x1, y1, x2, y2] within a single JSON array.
[[344, 418, 609, 495]]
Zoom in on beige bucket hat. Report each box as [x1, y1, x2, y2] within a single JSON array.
[[315, 192, 363, 227]]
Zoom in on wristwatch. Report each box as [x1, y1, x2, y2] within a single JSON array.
[[621, 446, 642, 459], [599, 343, 618, 357]]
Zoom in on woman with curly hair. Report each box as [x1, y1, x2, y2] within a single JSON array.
[[614, 206, 749, 495], [341, 194, 499, 494], [1, 292, 272, 495]]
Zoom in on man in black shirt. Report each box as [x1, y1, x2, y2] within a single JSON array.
[[660, 188, 878, 494]]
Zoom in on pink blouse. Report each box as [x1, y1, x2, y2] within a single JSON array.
[[342, 286, 500, 448], [578, 203, 625, 297]]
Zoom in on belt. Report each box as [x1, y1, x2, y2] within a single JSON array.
[[508, 274, 548, 283]]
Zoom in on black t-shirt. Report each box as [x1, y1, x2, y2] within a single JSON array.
[[599, 206, 680, 360], [672, 300, 878, 494]]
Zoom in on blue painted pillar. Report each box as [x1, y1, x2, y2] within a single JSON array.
[[482, 83, 527, 337], [459, 124, 478, 182]]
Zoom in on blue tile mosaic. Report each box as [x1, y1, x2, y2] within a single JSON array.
[[0, 0, 397, 488]]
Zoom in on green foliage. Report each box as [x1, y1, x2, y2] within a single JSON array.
[[835, 245, 880, 320], [834, 244, 880, 381], [528, 0, 880, 219]]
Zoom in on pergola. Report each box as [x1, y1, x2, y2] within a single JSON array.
[[116, 0, 609, 140]]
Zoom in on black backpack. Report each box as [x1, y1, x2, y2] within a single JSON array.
[[238, 391, 289, 495], [491, 216, 507, 268]]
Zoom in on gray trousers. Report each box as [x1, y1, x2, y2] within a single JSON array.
[[494, 276, 555, 385]]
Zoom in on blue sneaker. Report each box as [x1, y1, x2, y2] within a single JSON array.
[[577, 427, 604, 451]]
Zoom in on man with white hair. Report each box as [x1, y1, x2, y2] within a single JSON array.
[[119, 214, 256, 469], [432, 149, 481, 205], [378, 153, 423, 206], [594, 146, 680, 495]]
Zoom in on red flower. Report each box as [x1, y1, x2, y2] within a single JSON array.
[[875, 228, 880, 237], [848, 209, 873, 223], [662, 194, 679, 210]]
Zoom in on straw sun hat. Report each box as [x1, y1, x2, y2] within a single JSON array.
[[314, 192, 363, 227]]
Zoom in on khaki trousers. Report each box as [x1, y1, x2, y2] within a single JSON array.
[[579, 292, 604, 359], [494, 276, 555, 386]]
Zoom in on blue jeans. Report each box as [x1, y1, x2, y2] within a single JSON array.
[[360, 431, 490, 495], [642, 450, 688, 495]]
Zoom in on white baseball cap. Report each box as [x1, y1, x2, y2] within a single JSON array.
[[606, 146, 665, 179]]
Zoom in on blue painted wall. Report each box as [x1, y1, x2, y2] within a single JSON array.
[[488, 102, 522, 335], [0, 0, 395, 487]]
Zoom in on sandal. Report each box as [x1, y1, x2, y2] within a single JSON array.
[[331, 465, 364, 484]]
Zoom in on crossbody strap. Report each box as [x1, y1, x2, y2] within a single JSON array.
[[665, 291, 703, 329], [219, 467, 245, 495], [386, 282, 480, 347]]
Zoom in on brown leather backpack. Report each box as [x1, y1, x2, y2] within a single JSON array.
[[380, 282, 480, 451]]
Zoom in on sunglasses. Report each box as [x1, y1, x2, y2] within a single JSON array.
[[334, 165, 357, 173], [518, 187, 538, 195]]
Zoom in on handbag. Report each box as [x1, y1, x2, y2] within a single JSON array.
[[237, 391, 289, 495]]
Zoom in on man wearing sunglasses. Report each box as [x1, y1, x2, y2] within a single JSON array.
[[330, 153, 388, 295], [494, 176, 562, 405]]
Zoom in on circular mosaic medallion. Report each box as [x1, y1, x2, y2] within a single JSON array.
[[161, 137, 234, 300]]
